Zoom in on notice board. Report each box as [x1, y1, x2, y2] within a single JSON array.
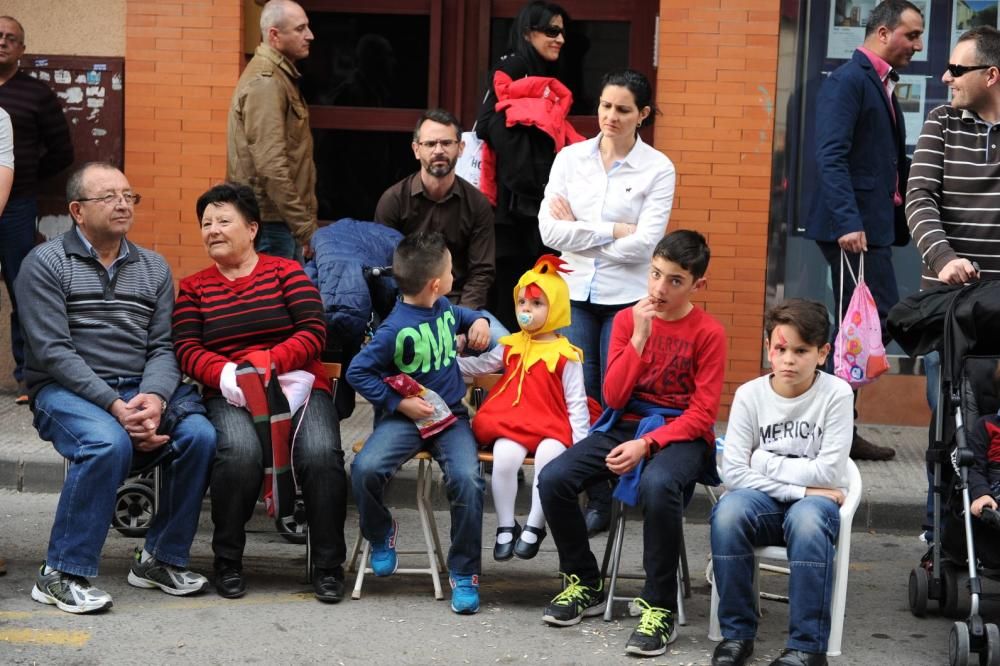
[[20, 54, 124, 229]]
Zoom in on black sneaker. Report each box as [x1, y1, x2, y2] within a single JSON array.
[[624, 598, 676, 657], [542, 573, 605, 626]]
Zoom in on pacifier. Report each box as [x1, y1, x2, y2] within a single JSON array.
[[517, 312, 534, 327]]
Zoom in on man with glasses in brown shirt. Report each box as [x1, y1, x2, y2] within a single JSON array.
[[376, 109, 507, 345]]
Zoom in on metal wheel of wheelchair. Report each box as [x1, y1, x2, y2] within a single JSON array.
[[113, 482, 155, 537], [276, 498, 308, 544]]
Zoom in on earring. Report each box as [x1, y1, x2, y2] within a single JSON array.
[[637, 120, 643, 129]]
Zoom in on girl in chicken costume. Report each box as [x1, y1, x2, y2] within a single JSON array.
[[459, 255, 590, 561]]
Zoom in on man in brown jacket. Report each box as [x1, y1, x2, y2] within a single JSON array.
[[227, 0, 316, 259]]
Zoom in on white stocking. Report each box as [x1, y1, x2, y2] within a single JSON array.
[[491, 437, 528, 542], [524, 438, 569, 539]]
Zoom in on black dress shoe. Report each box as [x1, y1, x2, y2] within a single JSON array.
[[513, 525, 546, 559], [712, 639, 754, 666], [493, 523, 521, 562], [214, 562, 246, 599], [849, 433, 895, 461], [768, 648, 827, 666], [584, 508, 611, 537], [313, 567, 345, 604]]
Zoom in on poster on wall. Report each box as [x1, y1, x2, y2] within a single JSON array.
[[950, 0, 1000, 52], [897, 74, 928, 143], [827, 0, 930, 61]]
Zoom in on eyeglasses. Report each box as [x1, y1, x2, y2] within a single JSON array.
[[947, 63, 992, 78], [0, 33, 21, 45], [76, 192, 142, 206], [532, 25, 565, 39], [416, 139, 459, 149]]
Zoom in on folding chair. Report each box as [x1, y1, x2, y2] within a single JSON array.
[[708, 458, 863, 657], [347, 441, 447, 600]]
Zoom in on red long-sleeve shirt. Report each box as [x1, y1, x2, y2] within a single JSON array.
[[172, 254, 330, 393], [603, 305, 726, 448]]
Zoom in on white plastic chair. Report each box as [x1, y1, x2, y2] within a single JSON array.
[[708, 458, 863, 658]]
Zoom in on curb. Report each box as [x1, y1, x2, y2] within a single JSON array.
[[1, 455, 928, 534]]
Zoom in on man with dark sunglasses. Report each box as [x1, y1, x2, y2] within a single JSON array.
[[907, 25, 1000, 290], [805, 1, 924, 464]]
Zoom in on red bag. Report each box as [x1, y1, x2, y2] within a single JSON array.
[[384, 373, 457, 438]]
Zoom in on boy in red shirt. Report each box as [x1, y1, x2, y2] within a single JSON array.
[[538, 230, 726, 657]]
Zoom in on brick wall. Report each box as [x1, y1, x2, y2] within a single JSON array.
[[655, 0, 779, 416], [124, 1, 242, 278]]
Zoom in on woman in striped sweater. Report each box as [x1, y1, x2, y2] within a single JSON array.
[[172, 183, 348, 604]]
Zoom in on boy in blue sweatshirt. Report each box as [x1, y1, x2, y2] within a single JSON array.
[[347, 231, 490, 614]]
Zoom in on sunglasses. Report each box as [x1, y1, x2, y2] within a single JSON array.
[[533, 25, 565, 39], [947, 63, 992, 78]]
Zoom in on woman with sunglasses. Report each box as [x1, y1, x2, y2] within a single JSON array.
[[476, 1, 580, 333]]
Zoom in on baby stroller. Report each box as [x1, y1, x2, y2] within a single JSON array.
[[889, 280, 1000, 666]]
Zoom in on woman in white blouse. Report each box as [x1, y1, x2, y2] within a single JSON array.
[[539, 69, 676, 401]]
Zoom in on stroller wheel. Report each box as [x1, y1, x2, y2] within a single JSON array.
[[943, 565, 973, 619], [984, 623, 1000, 666], [112, 483, 155, 538], [951, 621, 972, 666], [909, 566, 930, 617], [276, 498, 308, 545]]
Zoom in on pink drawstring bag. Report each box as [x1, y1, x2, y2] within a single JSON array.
[[834, 250, 889, 388]]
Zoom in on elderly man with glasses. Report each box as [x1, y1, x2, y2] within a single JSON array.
[[0, 15, 75, 405], [14, 162, 216, 615], [375, 108, 507, 346]]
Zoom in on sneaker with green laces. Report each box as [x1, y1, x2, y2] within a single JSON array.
[[31, 562, 113, 614], [624, 598, 676, 657], [541, 573, 606, 626], [127, 548, 208, 596]]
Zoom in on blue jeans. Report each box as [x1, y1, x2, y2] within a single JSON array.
[[258, 221, 298, 260], [711, 488, 841, 653], [0, 196, 38, 382], [563, 300, 632, 401], [538, 420, 711, 611], [206, 391, 348, 570], [351, 413, 484, 575], [33, 379, 216, 577]]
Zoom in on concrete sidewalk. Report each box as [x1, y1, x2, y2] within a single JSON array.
[[0, 390, 933, 531]]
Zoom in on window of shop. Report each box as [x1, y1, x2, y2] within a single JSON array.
[[769, 0, 960, 368]]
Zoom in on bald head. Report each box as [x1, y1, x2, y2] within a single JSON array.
[[260, 0, 301, 37], [259, 0, 312, 62]]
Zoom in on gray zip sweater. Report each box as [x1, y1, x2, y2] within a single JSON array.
[[15, 228, 179, 408]]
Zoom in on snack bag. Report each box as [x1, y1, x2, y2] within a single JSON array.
[[834, 252, 889, 388], [384, 373, 457, 438]]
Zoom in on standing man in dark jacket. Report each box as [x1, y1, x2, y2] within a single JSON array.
[[0, 15, 74, 404], [806, 0, 924, 461], [227, 0, 316, 260]]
